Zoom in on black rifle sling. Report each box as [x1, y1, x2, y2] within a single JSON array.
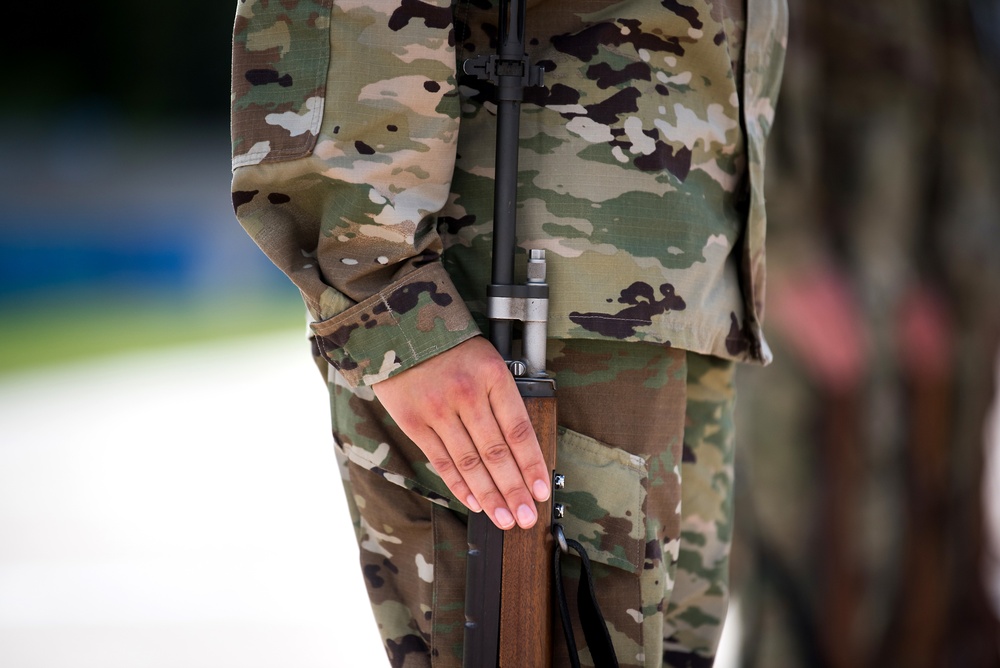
[[553, 529, 619, 668]]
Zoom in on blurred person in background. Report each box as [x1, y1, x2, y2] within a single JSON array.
[[729, 0, 1000, 666]]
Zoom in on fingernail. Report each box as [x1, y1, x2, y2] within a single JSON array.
[[516, 504, 536, 527], [495, 507, 515, 529], [533, 479, 550, 501], [466, 495, 482, 513]]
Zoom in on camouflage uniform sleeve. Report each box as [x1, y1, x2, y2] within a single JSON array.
[[230, 0, 480, 388]]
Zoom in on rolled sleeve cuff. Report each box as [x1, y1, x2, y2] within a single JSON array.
[[309, 263, 481, 388]]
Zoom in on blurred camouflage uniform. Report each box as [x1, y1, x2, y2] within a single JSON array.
[[730, 0, 1000, 666], [230, 0, 786, 666]]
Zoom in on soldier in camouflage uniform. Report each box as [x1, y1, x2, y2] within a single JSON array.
[[230, 1, 786, 666]]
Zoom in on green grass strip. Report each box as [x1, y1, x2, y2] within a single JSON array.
[[0, 289, 306, 376]]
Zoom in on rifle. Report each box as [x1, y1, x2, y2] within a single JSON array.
[[461, 1, 557, 666]]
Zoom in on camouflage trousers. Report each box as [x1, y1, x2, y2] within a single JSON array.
[[317, 338, 737, 667]]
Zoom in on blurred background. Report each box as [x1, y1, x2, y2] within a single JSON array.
[[0, 2, 387, 666], [728, 1, 1000, 667], [0, 1, 998, 667], [0, 2, 303, 368]]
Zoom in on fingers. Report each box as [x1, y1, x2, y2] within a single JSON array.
[[407, 413, 528, 530], [409, 424, 481, 514], [489, 385, 551, 504], [458, 399, 541, 530], [434, 417, 523, 530]]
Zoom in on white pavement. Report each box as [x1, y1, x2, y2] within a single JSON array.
[[5, 332, 996, 667], [0, 334, 386, 668]]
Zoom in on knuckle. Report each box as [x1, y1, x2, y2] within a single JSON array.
[[481, 442, 512, 465], [456, 452, 484, 473], [482, 357, 511, 384], [424, 397, 449, 422], [392, 410, 420, 431], [504, 419, 535, 446], [429, 455, 456, 475], [522, 459, 548, 476], [501, 482, 529, 500], [451, 375, 476, 402], [478, 488, 505, 508]]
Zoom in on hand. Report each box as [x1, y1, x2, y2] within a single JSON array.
[[372, 336, 550, 530], [768, 265, 869, 392]]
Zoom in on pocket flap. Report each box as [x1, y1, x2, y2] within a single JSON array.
[[555, 427, 648, 575]]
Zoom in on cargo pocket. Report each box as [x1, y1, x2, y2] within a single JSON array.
[[554, 426, 649, 575]]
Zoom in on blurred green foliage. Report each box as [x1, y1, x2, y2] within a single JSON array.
[[0, 290, 306, 376]]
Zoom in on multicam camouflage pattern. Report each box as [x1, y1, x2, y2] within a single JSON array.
[[231, 0, 787, 388], [231, 0, 784, 664], [231, 0, 333, 167], [663, 351, 736, 663], [316, 340, 735, 667]]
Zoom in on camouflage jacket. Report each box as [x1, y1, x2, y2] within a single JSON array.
[[231, 0, 787, 388]]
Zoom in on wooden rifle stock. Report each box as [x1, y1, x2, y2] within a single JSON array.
[[499, 396, 556, 667], [464, 394, 556, 668], [465, 384, 556, 668]]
